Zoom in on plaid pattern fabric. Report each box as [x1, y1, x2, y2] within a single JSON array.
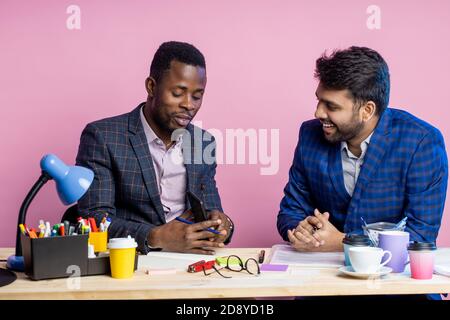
[[76, 104, 223, 253], [278, 108, 448, 243]]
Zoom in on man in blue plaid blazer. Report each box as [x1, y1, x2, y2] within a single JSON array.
[[76, 42, 233, 254], [278, 47, 448, 252]]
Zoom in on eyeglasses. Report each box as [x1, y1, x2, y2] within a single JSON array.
[[202, 255, 260, 279]]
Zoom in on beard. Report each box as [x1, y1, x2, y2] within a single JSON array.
[[323, 114, 364, 143], [155, 111, 176, 133]]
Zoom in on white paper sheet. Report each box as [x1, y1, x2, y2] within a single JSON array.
[[268, 244, 344, 267], [434, 248, 450, 277], [138, 251, 218, 270]]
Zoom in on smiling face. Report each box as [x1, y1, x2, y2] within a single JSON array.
[[314, 83, 367, 144], [144, 60, 207, 141]]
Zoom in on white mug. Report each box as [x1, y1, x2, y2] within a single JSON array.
[[349, 247, 392, 273]]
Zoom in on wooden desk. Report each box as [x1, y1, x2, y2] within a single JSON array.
[[1, 247, 450, 299]]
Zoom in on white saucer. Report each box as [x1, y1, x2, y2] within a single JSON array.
[[338, 266, 393, 279]]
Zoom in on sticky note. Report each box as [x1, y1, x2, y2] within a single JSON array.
[[215, 256, 241, 266], [145, 268, 177, 275], [260, 264, 289, 272]]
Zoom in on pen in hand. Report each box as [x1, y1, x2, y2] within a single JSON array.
[[175, 216, 222, 235]]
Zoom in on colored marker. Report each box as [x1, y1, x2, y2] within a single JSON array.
[[19, 224, 26, 235], [89, 218, 98, 232], [59, 225, 65, 236], [28, 230, 38, 239], [45, 221, 51, 237], [104, 217, 111, 230]]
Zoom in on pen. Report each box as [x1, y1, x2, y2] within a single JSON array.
[[258, 250, 265, 264], [175, 216, 221, 235]]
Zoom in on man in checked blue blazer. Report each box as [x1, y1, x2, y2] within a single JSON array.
[[278, 47, 448, 252], [76, 42, 233, 254]]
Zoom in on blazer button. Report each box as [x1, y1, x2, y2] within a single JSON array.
[[200, 184, 205, 191]]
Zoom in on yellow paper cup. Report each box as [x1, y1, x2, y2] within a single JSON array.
[[108, 236, 137, 279], [89, 231, 108, 252]]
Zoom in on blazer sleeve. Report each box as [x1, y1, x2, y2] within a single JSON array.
[[76, 123, 158, 253], [277, 125, 315, 241], [404, 128, 448, 242], [201, 137, 224, 212]]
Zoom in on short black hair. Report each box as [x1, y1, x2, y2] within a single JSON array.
[[314, 46, 390, 115], [150, 41, 206, 83]]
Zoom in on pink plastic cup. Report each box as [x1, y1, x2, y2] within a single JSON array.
[[407, 242, 436, 280]]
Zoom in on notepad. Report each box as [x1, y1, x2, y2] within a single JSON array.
[[269, 244, 344, 267], [260, 264, 289, 272]]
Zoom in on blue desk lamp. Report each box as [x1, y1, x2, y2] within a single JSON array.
[[6, 154, 94, 272]]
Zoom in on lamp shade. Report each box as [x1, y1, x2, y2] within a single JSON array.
[[40, 154, 94, 205]]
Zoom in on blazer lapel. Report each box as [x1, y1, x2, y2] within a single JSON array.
[[346, 108, 392, 226], [128, 104, 165, 223], [183, 124, 202, 195], [353, 108, 392, 196], [328, 142, 352, 203]]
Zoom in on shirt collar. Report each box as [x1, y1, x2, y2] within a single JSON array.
[[341, 132, 373, 159]]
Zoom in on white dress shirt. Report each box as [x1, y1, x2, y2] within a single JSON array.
[[140, 107, 186, 222], [340, 133, 373, 197]]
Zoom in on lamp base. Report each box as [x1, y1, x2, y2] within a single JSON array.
[[0, 268, 17, 287], [6, 255, 24, 272]]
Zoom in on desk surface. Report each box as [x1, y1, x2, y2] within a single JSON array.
[[1, 247, 450, 299]]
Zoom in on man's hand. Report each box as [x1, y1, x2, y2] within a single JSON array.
[[147, 213, 227, 255], [289, 209, 325, 248], [287, 209, 345, 252], [207, 210, 233, 243]]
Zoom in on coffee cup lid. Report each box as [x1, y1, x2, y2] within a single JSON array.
[[407, 242, 436, 251], [108, 236, 138, 249], [342, 234, 372, 246], [362, 222, 398, 231]]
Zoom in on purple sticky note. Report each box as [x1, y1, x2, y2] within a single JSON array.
[[260, 264, 289, 272]]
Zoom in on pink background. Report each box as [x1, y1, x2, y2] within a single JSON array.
[[1, 0, 450, 249]]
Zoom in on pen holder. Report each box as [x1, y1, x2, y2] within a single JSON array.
[[89, 231, 108, 252], [21, 233, 89, 280], [21, 233, 139, 280]]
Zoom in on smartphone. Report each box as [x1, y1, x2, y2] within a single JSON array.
[[187, 191, 208, 223]]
